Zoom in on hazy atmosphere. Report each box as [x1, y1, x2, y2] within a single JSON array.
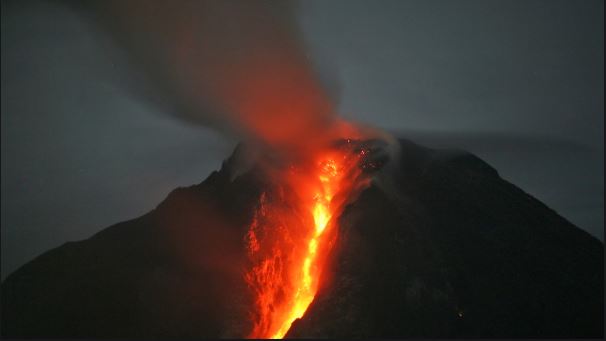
[[2, 0, 603, 280]]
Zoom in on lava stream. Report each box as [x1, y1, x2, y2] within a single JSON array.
[[269, 160, 337, 339], [245, 144, 370, 339]]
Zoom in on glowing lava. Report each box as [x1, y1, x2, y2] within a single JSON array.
[[245, 144, 371, 339], [268, 159, 338, 339]]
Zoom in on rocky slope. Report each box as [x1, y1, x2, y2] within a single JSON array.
[[1, 139, 603, 338]]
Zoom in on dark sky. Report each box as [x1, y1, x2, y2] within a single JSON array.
[[1, 0, 603, 279]]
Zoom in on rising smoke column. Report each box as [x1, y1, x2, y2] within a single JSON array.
[[92, 0, 339, 155]]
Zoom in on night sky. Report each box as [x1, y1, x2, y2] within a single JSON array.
[[1, 0, 603, 279]]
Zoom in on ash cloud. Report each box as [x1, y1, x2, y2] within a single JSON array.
[[82, 0, 340, 155]]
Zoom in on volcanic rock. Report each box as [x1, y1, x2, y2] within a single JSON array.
[[1, 139, 603, 338]]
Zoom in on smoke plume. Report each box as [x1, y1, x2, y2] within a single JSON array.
[[86, 0, 344, 158]]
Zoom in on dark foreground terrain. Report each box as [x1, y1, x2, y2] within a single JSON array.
[[1, 139, 603, 338]]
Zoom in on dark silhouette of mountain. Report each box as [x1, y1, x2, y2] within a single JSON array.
[[1, 139, 603, 338]]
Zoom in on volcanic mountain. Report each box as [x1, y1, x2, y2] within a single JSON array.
[[1, 138, 603, 338]]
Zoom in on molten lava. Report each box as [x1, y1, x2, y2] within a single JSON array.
[[244, 141, 372, 339]]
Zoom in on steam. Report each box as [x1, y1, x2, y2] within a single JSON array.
[[88, 0, 339, 156]]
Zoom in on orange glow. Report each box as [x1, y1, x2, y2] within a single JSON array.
[[244, 144, 370, 339]]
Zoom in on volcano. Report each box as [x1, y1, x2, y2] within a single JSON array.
[[1, 138, 603, 338]]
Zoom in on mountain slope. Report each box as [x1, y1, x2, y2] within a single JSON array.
[[1, 139, 602, 338]]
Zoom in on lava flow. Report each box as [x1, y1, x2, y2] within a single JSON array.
[[244, 141, 373, 339]]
